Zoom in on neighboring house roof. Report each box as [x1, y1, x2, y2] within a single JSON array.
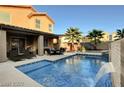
[[0, 5, 36, 12], [0, 23, 58, 37], [28, 12, 55, 24]]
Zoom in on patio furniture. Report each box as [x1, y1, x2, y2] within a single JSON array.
[[44, 48, 55, 55], [8, 49, 36, 61], [54, 48, 66, 55], [8, 49, 25, 61], [44, 47, 66, 55], [25, 47, 36, 59], [24, 50, 34, 59], [60, 47, 66, 53]]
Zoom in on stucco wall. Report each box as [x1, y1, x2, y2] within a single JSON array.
[[0, 30, 7, 62], [29, 16, 53, 33], [0, 6, 54, 33], [111, 40, 121, 86], [0, 6, 35, 28], [59, 36, 81, 51], [100, 32, 110, 42], [110, 38, 124, 87], [97, 42, 110, 50], [121, 39, 124, 86], [38, 35, 44, 56]]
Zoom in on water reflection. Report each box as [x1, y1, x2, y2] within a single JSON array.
[[64, 55, 106, 76], [64, 56, 81, 73], [65, 56, 80, 64]]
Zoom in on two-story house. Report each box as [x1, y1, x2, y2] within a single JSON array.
[[0, 5, 58, 62]]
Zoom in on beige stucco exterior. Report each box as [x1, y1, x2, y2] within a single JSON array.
[[0, 5, 54, 33], [59, 32, 111, 51], [0, 5, 56, 62], [29, 15, 53, 33], [59, 35, 81, 51], [100, 32, 110, 42], [82, 37, 91, 43], [111, 32, 118, 41], [0, 30, 7, 62]]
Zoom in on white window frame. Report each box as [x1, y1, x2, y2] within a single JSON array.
[[49, 24, 53, 32], [35, 19, 41, 29]]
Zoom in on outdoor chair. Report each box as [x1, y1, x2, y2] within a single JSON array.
[[54, 48, 64, 55], [9, 49, 25, 61], [44, 47, 66, 55], [44, 48, 55, 55], [60, 47, 66, 53], [8, 48, 36, 61], [24, 49, 36, 59]]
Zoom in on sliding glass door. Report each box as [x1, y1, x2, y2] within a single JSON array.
[[11, 38, 25, 54]]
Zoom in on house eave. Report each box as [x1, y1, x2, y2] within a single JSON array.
[[0, 23, 58, 38]]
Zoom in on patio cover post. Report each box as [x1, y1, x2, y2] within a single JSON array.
[[0, 30, 7, 62], [38, 35, 44, 56]]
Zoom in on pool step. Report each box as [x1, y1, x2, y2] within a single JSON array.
[[17, 61, 52, 73], [25, 64, 52, 74]]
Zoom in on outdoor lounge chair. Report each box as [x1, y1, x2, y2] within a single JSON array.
[[44, 48, 55, 55], [60, 47, 66, 53], [44, 47, 66, 55], [8, 49, 36, 61], [54, 48, 65, 55], [8, 49, 25, 61], [24, 50, 34, 59]]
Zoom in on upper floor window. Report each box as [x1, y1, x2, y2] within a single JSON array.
[[35, 19, 40, 29], [49, 24, 53, 32], [0, 12, 10, 23]]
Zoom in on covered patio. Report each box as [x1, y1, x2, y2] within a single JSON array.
[[0, 23, 58, 62]]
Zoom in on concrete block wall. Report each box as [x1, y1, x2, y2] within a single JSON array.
[[121, 39, 124, 86], [110, 40, 121, 86], [97, 41, 110, 50], [110, 38, 124, 87]]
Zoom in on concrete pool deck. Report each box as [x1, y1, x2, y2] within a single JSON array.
[[0, 51, 106, 87]]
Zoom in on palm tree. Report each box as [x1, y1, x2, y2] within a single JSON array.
[[114, 29, 124, 40], [64, 27, 82, 51], [87, 29, 104, 49]]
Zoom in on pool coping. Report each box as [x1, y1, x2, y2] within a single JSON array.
[[14, 52, 103, 67]]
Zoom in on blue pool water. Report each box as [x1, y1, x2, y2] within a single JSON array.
[[17, 54, 112, 87]]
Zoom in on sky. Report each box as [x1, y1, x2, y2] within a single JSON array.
[[33, 5, 124, 35]]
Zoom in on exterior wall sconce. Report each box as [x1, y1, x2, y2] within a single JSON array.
[[53, 38, 57, 44]]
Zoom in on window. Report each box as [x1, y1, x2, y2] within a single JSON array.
[[0, 12, 10, 23], [49, 24, 53, 31], [35, 19, 40, 29], [109, 35, 112, 41]]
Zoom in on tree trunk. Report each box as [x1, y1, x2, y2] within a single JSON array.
[[70, 43, 74, 52], [94, 38, 97, 50]]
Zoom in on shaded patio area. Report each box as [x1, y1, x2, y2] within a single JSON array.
[[0, 23, 58, 62]]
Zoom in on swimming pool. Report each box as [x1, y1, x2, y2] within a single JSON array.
[[17, 54, 112, 87]]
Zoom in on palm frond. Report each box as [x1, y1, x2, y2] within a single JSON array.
[[87, 29, 104, 45], [115, 29, 124, 40], [64, 27, 83, 43]]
